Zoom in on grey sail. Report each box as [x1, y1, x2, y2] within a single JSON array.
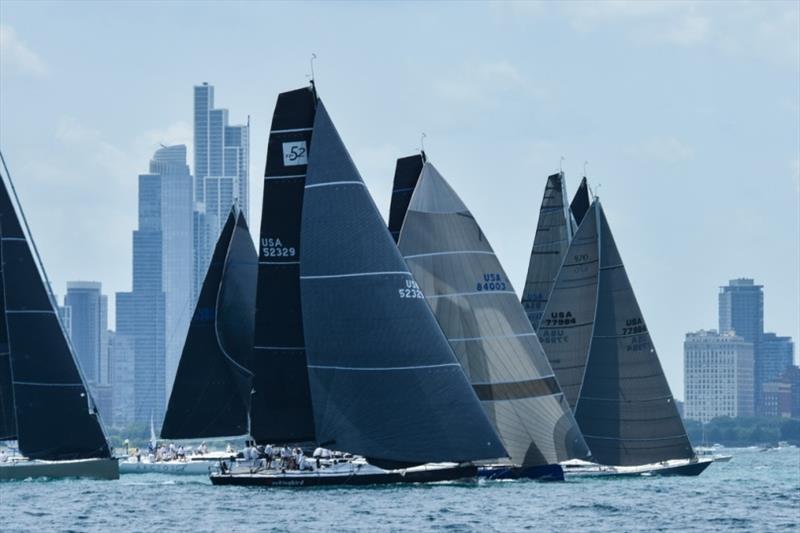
[[521, 172, 575, 332], [251, 86, 317, 444], [398, 161, 589, 466], [299, 102, 507, 466], [0, 172, 110, 460], [161, 207, 255, 439], [542, 201, 694, 466]]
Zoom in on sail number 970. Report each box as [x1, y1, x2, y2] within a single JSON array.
[[262, 237, 296, 258], [399, 279, 424, 299]]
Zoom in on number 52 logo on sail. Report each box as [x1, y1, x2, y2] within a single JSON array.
[[282, 141, 308, 166]]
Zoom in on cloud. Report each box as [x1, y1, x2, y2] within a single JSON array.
[[432, 60, 544, 106], [0, 24, 47, 77]]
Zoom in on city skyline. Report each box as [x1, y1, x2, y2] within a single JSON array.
[[1, 1, 798, 401]]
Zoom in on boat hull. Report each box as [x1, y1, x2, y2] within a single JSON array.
[[563, 457, 713, 478], [478, 463, 564, 481], [210, 463, 477, 487], [119, 459, 215, 475], [0, 457, 119, 481]]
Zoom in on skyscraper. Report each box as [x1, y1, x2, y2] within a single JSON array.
[[116, 145, 193, 425], [192, 83, 249, 298], [64, 281, 105, 384], [759, 332, 795, 408], [719, 278, 764, 408], [684, 330, 754, 423]]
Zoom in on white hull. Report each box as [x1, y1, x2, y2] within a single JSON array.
[[119, 459, 216, 475], [562, 456, 714, 477], [0, 457, 119, 481]]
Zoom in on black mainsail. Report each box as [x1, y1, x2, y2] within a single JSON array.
[[250, 86, 317, 444], [0, 172, 110, 460], [161, 207, 256, 439], [570, 176, 590, 227], [540, 200, 693, 466], [521, 172, 575, 333], [299, 103, 507, 466], [0, 230, 15, 441], [397, 161, 588, 467], [387, 153, 425, 242]]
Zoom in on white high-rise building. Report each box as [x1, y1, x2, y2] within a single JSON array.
[[684, 330, 754, 423], [192, 83, 249, 299]]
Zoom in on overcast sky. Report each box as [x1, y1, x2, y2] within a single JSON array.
[[1, 1, 798, 399]]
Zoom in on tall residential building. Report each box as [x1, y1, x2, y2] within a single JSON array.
[[684, 330, 754, 423], [718, 278, 764, 407], [64, 281, 106, 384], [192, 83, 249, 298]]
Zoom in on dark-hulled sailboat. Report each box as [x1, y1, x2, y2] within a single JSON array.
[[210, 85, 508, 486], [393, 157, 589, 481], [521, 172, 576, 333], [0, 157, 118, 481], [540, 199, 711, 476]]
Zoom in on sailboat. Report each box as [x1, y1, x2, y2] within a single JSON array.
[[144, 206, 254, 475], [210, 84, 508, 487], [392, 156, 589, 481], [520, 172, 576, 333], [540, 198, 711, 476], [0, 155, 118, 481]]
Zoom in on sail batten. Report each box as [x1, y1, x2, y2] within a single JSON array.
[[398, 162, 589, 467], [300, 105, 506, 465]]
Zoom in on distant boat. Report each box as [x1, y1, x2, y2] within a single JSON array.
[[521, 172, 576, 332], [210, 84, 508, 487], [0, 155, 118, 481], [393, 156, 589, 480], [539, 198, 711, 476]]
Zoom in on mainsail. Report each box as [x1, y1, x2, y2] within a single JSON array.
[[161, 207, 256, 439], [387, 153, 425, 242], [398, 161, 588, 466], [570, 176, 590, 227], [299, 103, 507, 466], [0, 244, 15, 441], [541, 200, 694, 466], [0, 170, 110, 460], [250, 86, 318, 444], [521, 172, 575, 332]]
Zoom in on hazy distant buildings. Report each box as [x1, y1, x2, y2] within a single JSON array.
[[192, 82, 249, 298], [684, 330, 754, 423], [65, 281, 106, 383], [760, 333, 794, 393]]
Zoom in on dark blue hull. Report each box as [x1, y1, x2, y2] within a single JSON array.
[[478, 464, 564, 482]]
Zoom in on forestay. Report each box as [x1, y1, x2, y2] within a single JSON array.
[[521, 172, 575, 332], [299, 103, 507, 466], [398, 162, 589, 466], [0, 174, 110, 460], [251, 86, 317, 444], [161, 207, 256, 439]]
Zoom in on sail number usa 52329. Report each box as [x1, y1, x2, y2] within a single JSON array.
[[261, 237, 295, 258]]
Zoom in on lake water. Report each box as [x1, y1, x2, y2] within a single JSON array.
[[1, 446, 798, 532]]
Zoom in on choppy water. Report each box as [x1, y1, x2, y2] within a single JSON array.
[[1, 446, 798, 532]]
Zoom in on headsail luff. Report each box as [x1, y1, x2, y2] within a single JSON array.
[[521, 172, 575, 333], [398, 161, 589, 466], [299, 103, 507, 466], [387, 153, 425, 242], [542, 200, 694, 466], [250, 86, 317, 445], [0, 235, 15, 441], [161, 207, 255, 439], [570, 176, 590, 227], [0, 170, 110, 460]]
